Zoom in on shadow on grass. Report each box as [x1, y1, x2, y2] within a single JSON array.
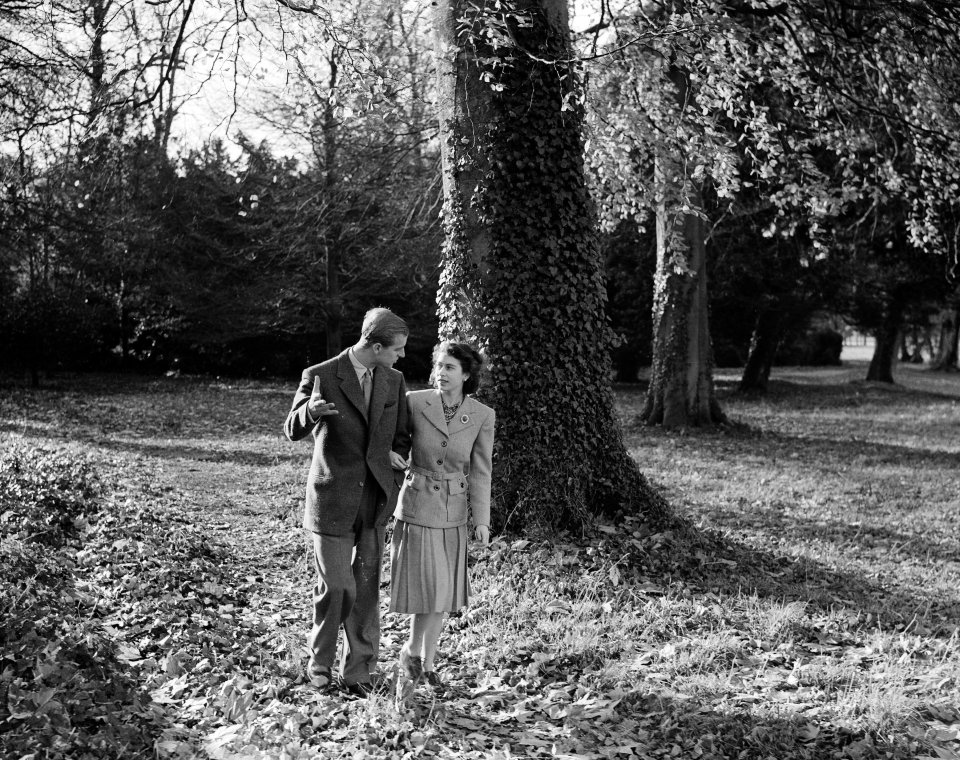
[[0, 420, 304, 467], [648, 510, 960, 639], [714, 504, 958, 565], [425, 674, 915, 759], [615, 371, 960, 634], [92, 437, 306, 467], [744, 382, 960, 408], [613, 690, 913, 760], [747, 429, 960, 466]]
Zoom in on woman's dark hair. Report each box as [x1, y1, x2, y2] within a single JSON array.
[[430, 341, 483, 395]]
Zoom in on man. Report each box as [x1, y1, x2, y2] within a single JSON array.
[[283, 307, 410, 696]]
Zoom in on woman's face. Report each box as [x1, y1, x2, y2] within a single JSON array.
[[434, 352, 468, 396]]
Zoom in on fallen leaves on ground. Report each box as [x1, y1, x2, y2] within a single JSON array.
[[2, 369, 959, 759]]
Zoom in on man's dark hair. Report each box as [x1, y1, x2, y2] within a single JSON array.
[[359, 307, 408, 348]]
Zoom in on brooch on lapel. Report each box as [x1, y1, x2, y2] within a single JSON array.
[[460, 414, 469, 424]]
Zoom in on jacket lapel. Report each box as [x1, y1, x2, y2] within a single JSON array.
[[422, 391, 448, 436], [446, 396, 477, 435], [337, 352, 368, 421], [367, 368, 388, 431]]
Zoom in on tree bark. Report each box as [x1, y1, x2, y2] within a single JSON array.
[[931, 302, 959, 371], [866, 294, 905, 383], [738, 307, 785, 394], [641, 67, 724, 427], [433, 0, 666, 530]]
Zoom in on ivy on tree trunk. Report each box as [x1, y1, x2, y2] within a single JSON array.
[[432, 0, 666, 530]]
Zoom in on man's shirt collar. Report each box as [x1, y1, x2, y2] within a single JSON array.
[[348, 347, 371, 381]]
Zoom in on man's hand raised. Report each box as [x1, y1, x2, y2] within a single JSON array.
[[307, 376, 339, 419]]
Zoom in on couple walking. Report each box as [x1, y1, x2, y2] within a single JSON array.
[[282, 308, 494, 699]]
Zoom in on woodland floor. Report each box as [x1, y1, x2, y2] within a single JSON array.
[[1, 361, 958, 759]]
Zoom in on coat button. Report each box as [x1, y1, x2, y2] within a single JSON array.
[[359, 481, 364, 488], [436, 459, 443, 465], [440, 441, 447, 447], [433, 485, 440, 491]]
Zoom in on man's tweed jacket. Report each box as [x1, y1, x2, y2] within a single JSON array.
[[284, 349, 410, 534]]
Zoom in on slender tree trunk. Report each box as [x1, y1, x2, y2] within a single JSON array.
[[153, 54, 179, 158], [322, 51, 342, 358], [117, 276, 128, 367], [898, 331, 911, 363], [641, 67, 723, 427], [739, 307, 784, 394], [325, 243, 342, 357], [433, 0, 666, 530], [931, 302, 959, 371], [866, 295, 905, 383]]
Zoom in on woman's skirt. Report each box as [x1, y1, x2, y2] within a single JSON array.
[[389, 520, 468, 614]]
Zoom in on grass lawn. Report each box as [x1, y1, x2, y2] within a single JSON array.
[[1, 361, 958, 759]]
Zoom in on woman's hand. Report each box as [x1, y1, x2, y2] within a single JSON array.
[[474, 525, 490, 545], [389, 451, 408, 470]]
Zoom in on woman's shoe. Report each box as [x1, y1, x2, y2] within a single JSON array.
[[422, 670, 444, 692], [395, 646, 422, 710], [399, 646, 423, 682]]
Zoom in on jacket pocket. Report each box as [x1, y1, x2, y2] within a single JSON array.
[[445, 477, 468, 524], [398, 471, 421, 520]]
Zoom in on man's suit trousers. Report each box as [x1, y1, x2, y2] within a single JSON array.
[[307, 476, 384, 685]]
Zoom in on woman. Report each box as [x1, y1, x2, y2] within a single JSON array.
[[390, 341, 494, 695]]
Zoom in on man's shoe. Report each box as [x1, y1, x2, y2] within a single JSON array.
[[342, 679, 375, 698], [307, 663, 333, 690]]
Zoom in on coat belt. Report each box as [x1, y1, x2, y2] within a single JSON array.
[[409, 465, 467, 481]]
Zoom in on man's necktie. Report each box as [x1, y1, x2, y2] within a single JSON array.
[[361, 369, 372, 412]]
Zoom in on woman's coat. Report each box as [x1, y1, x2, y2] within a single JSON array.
[[393, 389, 494, 529]]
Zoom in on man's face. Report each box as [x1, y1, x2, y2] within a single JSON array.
[[372, 334, 407, 368]]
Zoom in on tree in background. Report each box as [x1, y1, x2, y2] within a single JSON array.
[[586, 0, 960, 404], [1, 0, 444, 379], [585, 4, 840, 425], [931, 290, 960, 371], [603, 221, 655, 383], [0, 0, 197, 381], [844, 207, 950, 383]]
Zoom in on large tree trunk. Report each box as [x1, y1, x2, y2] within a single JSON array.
[[433, 0, 666, 530], [931, 302, 959, 371], [866, 295, 905, 383], [641, 68, 724, 427], [739, 307, 785, 394]]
